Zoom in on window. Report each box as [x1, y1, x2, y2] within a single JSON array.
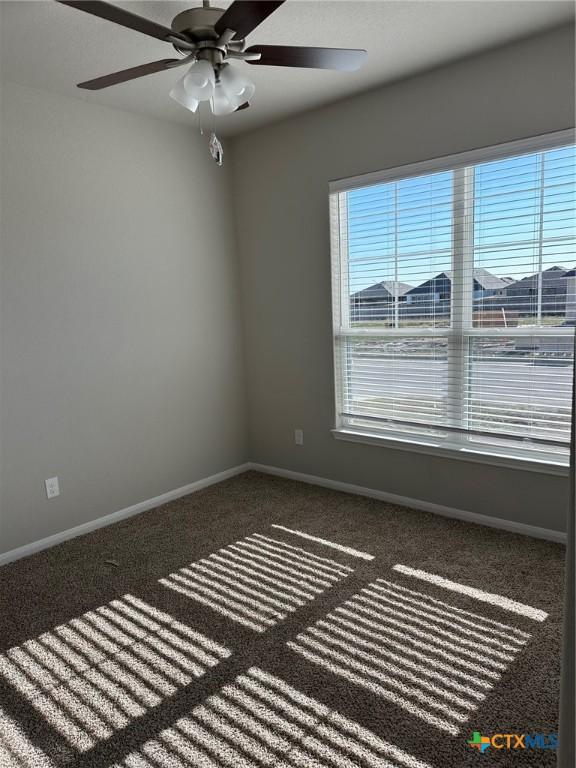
[[330, 132, 576, 467]]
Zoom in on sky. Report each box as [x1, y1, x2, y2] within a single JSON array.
[[346, 144, 576, 294]]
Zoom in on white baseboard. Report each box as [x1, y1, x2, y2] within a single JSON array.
[[0, 463, 252, 567], [249, 462, 567, 544], [1, 459, 565, 567]]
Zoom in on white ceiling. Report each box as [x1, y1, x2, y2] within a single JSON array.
[[1, 1, 574, 136]]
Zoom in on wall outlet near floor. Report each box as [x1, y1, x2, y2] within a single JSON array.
[[45, 476, 60, 499], [294, 429, 304, 446]]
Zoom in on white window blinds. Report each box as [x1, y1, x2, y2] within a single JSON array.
[[330, 134, 576, 465]]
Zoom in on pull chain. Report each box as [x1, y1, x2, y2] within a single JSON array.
[[196, 102, 223, 165]]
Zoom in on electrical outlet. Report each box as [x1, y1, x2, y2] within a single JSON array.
[[45, 476, 60, 499], [294, 429, 304, 446]]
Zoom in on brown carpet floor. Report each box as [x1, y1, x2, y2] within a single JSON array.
[[0, 470, 566, 768]]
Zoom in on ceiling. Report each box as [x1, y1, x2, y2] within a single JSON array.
[[1, 1, 574, 137]]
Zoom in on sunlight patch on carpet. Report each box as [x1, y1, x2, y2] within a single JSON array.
[[112, 667, 433, 768], [288, 576, 535, 736], [0, 596, 230, 753], [392, 565, 548, 621], [160, 534, 355, 632], [270, 525, 374, 560], [0, 708, 55, 768]]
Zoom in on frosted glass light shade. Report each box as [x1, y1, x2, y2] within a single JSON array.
[[183, 59, 215, 102], [219, 64, 246, 97], [233, 78, 255, 106], [210, 82, 236, 116], [169, 77, 199, 113], [219, 63, 255, 108]]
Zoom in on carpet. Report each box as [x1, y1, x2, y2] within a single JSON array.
[[0, 470, 565, 767]]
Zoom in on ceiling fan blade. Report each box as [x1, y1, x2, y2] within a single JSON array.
[[55, 1, 187, 43], [246, 45, 367, 71], [77, 58, 187, 90], [214, 1, 285, 40]]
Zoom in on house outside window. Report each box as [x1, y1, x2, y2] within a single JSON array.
[[330, 132, 576, 467]]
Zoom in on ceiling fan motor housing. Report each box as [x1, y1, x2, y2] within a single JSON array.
[[171, 7, 246, 64], [171, 7, 224, 42]]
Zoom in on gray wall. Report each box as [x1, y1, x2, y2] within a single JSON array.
[[0, 82, 247, 555], [230, 25, 575, 533]]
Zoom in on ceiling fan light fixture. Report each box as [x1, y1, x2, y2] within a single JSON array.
[[170, 61, 255, 116]]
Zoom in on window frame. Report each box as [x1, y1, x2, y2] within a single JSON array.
[[329, 129, 576, 473]]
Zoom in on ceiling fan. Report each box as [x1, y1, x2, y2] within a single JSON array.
[[55, 1, 367, 116]]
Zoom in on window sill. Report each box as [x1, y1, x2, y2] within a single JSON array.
[[332, 428, 569, 477]]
